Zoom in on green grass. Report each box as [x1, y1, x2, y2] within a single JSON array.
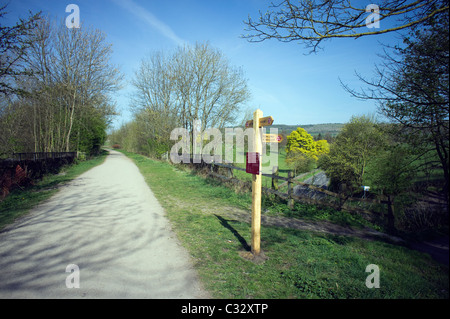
[[122, 150, 449, 299], [0, 150, 108, 230], [262, 196, 383, 231]]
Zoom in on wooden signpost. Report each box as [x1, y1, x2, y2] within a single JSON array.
[[245, 116, 274, 128], [245, 109, 273, 256]]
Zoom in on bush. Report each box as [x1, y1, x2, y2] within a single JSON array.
[[285, 151, 316, 175], [76, 152, 86, 161], [395, 192, 449, 233]]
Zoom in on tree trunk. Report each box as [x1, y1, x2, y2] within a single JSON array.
[[65, 90, 77, 152], [387, 194, 396, 233]]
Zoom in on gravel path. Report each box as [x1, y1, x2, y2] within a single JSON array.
[[0, 150, 209, 299]]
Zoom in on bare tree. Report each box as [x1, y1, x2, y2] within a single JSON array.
[[131, 51, 180, 156], [2, 16, 123, 155], [243, 0, 449, 52], [22, 18, 122, 152], [173, 42, 250, 132], [52, 22, 121, 151], [0, 4, 41, 96], [130, 42, 251, 156]]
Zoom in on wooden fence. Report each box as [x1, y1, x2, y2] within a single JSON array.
[[0, 152, 78, 199], [201, 161, 391, 222], [10, 152, 78, 161]]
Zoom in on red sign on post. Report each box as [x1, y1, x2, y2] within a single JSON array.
[[246, 152, 260, 175]]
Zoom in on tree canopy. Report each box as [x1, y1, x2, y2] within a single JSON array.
[[285, 127, 330, 173], [318, 115, 386, 192], [112, 42, 250, 158], [286, 127, 317, 158]]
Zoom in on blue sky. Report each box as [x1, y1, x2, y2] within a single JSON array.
[[3, 0, 404, 129]]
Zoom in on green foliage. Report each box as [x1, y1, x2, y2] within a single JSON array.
[[124, 151, 449, 299], [72, 111, 108, 155], [315, 139, 330, 156], [285, 152, 316, 174], [146, 138, 171, 158], [318, 115, 387, 193], [285, 127, 331, 174], [364, 144, 416, 196], [286, 127, 317, 159]]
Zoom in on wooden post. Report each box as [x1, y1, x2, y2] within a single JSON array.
[[251, 109, 263, 256], [287, 170, 294, 209], [272, 166, 279, 190], [227, 167, 233, 179], [339, 183, 347, 210]]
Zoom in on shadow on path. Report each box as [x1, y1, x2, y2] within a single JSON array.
[[0, 150, 208, 298]]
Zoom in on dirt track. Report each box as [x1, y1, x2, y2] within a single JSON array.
[[0, 150, 209, 298]]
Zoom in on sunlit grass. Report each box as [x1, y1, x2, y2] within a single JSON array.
[[123, 150, 449, 299]]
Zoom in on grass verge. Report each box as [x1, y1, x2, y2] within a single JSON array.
[[123, 151, 448, 299], [0, 150, 108, 231]]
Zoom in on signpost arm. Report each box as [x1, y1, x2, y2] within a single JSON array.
[[251, 109, 263, 256]]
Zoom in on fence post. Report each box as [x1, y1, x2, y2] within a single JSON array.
[[227, 166, 233, 179], [338, 183, 347, 210], [272, 166, 279, 190], [287, 170, 294, 209]]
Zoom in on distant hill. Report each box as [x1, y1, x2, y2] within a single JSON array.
[[271, 123, 344, 137]]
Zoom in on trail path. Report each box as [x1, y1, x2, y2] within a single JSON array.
[[0, 150, 209, 298]]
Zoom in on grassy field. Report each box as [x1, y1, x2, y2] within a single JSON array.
[[0, 150, 108, 231], [121, 150, 449, 299]]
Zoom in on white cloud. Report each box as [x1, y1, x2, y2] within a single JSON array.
[[112, 0, 186, 46]]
